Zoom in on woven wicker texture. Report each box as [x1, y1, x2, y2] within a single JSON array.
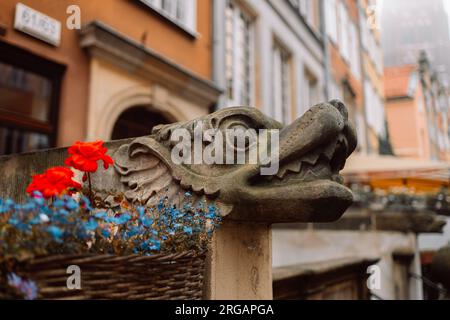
[[0, 251, 205, 300]]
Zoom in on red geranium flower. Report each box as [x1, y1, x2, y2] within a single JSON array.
[[26, 167, 81, 198], [64, 140, 114, 173]]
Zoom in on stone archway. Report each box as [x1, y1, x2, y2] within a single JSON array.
[[89, 85, 189, 140]]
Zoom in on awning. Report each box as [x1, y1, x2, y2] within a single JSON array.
[[342, 154, 450, 192]]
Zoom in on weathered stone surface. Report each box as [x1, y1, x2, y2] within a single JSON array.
[[113, 100, 357, 223]]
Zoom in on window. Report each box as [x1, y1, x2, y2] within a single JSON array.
[[359, 3, 383, 76], [299, 0, 311, 17], [338, 2, 350, 62], [0, 42, 64, 155], [271, 41, 292, 124], [225, 1, 254, 106], [140, 0, 197, 33], [0, 62, 52, 123], [355, 111, 367, 153], [299, 0, 316, 29], [359, 7, 368, 51], [330, 79, 343, 101], [325, 0, 338, 43], [364, 78, 385, 136], [342, 80, 366, 152], [349, 22, 361, 79], [374, 41, 383, 75], [343, 82, 356, 125], [303, 69, 318, 111], [288, 0, 320, 31]]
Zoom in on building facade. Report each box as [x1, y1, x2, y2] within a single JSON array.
[[213, 0, 386, 155], [0, 0, 221, 155], [381, 0, 450, 160], [213, 0, 326, 124], [324, 0, 385, 155], [384, 54, 450, 161], [417, 52, 450, 161], [384, 64, 431, 159], [380, 0, 450, 83]]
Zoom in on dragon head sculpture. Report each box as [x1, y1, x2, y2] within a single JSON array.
[[113, 100, 357, 223]]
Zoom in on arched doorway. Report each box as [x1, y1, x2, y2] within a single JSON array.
[[111, 106, 171, 140]]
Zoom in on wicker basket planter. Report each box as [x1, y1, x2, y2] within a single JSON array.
[[0, 250, 206, 300]]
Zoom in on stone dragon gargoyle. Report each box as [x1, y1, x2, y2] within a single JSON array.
[[113, 100, 357, 223]]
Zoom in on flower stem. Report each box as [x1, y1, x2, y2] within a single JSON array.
[[87, 172, 93, 206]]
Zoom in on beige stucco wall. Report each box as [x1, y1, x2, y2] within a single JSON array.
[[86, 58, 208, 140], [385, 89, 430, 159], [385, 99, 421, 158]]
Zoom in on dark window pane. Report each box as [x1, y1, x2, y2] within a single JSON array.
[[0, 127, 50, 155], [0, 61, 52, 123]]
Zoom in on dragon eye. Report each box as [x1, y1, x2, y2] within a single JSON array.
[[215, 114, 260, 154], [224, 122, 258, 152]]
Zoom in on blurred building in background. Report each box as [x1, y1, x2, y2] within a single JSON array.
[[272, 0, 449, 300], [381, 0, 450, 161], [380, 0, 450, 84], [324, 0, 384, 154], [384, 53, 450, 161], [213, 0, 326, 124], [0, 0, 220, 155], [380, 0, 450, 297]]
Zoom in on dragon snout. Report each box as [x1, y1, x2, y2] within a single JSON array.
[[329, 99, 357, 157], [266, 100, 357, 183], [278, 100, 356, 163], [221, 102, 357, 222]]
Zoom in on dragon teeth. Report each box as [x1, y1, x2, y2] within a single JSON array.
[[300, 152, 320, 165], [322, 140, 337, 160], [276, 168, 287, 178], [277, 160, 302, 178], [285, 160, 302, 173]]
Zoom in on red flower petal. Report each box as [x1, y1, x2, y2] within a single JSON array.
[[26, 167, 81, 198], [64, 140, 113, 174]]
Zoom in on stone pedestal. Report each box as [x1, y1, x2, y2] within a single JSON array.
[[206, 221, 272, 299]]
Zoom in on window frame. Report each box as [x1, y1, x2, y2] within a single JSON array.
[[338, 1, 350, 63], [325, 0, 338, 44], [225, 0, 255, 107], [139, 0, 198, 37], [303, 68, 319, 112], [271, 39, 293, 124], [0, 41, 65, 151], [349, 21, 361, 80]]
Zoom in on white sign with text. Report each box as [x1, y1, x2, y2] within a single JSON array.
[[14, 3, 61, 46]]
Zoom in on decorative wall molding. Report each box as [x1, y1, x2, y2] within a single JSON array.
[[79, 20, 222, 107]]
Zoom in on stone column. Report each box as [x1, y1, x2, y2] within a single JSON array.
[[205, 221, 272, 299]]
